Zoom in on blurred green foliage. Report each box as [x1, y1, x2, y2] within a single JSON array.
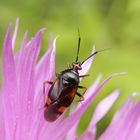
[[0, 0, 140, 137]]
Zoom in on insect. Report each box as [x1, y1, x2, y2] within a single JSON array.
[[43, 31, 107, 122]]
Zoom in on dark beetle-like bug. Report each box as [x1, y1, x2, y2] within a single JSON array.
[[43, 32, 107, 122]]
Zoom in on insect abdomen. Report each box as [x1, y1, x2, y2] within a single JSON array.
[[44, 102, 66, 122], [44, 86, 77, 122]]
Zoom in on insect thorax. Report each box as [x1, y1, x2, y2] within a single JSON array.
[[61, 69, 79, 85]]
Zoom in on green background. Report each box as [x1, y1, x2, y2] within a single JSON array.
[[0, 0, 140, 138]]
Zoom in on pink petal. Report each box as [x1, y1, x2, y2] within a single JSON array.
[[65, 107, 79, 140], [14, 31, 42, 139], [14, 31, 28, 62], [91, 89, 120, 125], [34, 35, 56, 108], [34, 34, 55, 97], [0, 95, 5, 140], [28, 37, 56, 140], [12, 18, 19, 50], [79, 89, 120, 140], [38, 112, 66, 140], [99, 97, 134, 140], [115, 102, 140, 140], [128, 105, 140, 139], [65, 123, 78, 140], [2, 25, 18, 140], [50, 74, 113, 140], [16, 31, 28, 82], [79, 47, 95, 76]]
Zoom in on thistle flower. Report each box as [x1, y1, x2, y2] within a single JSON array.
[[0, 20, 121, 140]]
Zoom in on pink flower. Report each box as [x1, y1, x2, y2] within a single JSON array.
[[0, 19, 121, 140]]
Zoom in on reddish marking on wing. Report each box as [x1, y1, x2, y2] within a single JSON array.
[[70, 87, 78, 97], [57, 106, 66, 114], [65, 86, 78, 99]]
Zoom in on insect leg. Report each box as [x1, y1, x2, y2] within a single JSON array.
[[43, 81, 53, 103], [79, 74, 90, 78], [78, 86, 87, 95], [76, 92, 84, 101]]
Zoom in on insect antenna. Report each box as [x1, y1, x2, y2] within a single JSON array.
[[81, 48, 111, 65], [75, 28, 81, 62]]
